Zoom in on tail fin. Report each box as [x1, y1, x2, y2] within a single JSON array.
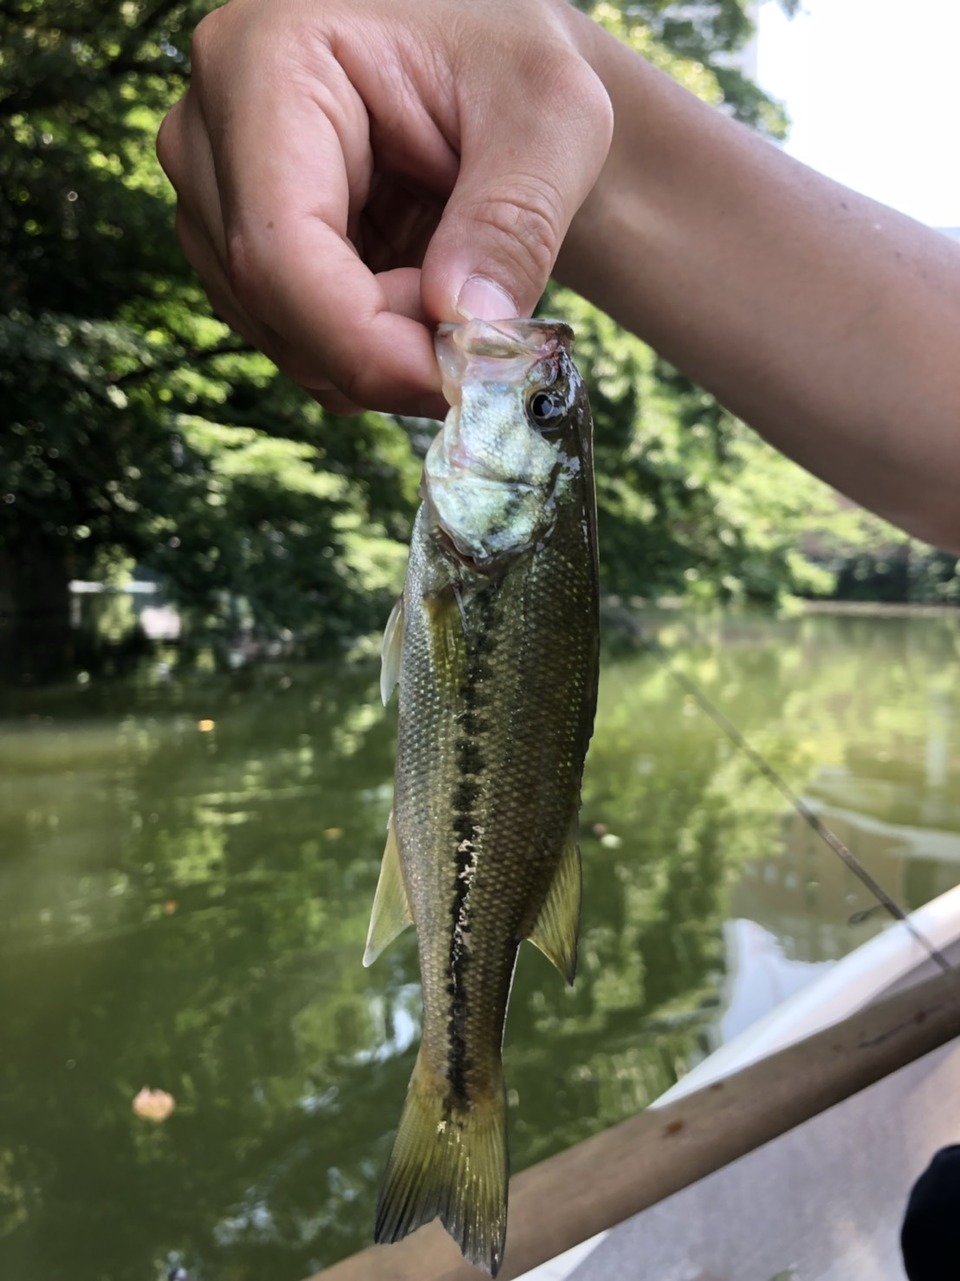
[[375, 1052, 508, 1276]]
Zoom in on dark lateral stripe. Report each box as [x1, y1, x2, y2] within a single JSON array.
[[445, 588, 496, 1108]]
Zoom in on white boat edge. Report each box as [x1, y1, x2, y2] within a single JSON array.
[[660, 883, 960, 1104], [515, 883, 960, 1281]]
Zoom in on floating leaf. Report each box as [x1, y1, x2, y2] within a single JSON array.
[[132, 1087, 175, 1122]]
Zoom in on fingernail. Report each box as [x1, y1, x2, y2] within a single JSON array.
[[455, 276, 518, 322]]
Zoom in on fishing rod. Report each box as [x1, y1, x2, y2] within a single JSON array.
[[635, 630, 952, 975]]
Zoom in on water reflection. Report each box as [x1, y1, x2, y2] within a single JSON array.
[[714, 919, 832, 1047], [0, 611, 958, 1279]]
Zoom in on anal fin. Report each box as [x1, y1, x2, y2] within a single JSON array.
[[526, 825, 581, 985], [363, 810, 413, 966]]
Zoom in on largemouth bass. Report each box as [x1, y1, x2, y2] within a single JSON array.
[[365, 318, 599, 1275]]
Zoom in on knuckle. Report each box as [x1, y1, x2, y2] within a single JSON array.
[[154, 107, 179, 180], [331, 344, 377, 407], [172, 206, 198, 263], [188, 7, 227, 74], [514, 39, 595, 111], [223, 229, 267, 317], [310, 389, 364, 418], [268, 328, 367, 407], [510, 40, 614, 158], [569, 61, 615, 150], [468, 184, 562, 290], [270, 343, 320, 388], [223, 236, 377, 408]]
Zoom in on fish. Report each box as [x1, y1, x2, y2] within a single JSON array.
[[363, 317, 599, 1275]]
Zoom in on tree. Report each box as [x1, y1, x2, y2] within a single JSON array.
[[2, 0, 895, 685], [1, 0, 420, 680]]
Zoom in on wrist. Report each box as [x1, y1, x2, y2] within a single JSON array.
[[553, 11, 654, 313]]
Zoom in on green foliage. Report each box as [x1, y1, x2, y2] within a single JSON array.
[[547, 287, 840, 605], [588, 0, 790, 136], [0, 0, 421, 675], [3, 0, 936, 682], [787, 503, 960, 605]]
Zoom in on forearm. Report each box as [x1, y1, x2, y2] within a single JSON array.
[[560, 10, 960, 551]]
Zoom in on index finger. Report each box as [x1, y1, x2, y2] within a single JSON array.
[[193, 14, 442, 413]]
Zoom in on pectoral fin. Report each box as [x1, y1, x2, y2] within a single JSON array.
[[380, 595, 404, 706], [425, 588, 467, 690], [363, 811, 413, 966], [526, 826, 581, 985]]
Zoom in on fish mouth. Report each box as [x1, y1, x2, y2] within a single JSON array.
[[425, 467, 534, 494], [435, 319, 573, 408], [429, 522, 511, 576], [427, 510, 539, 577]]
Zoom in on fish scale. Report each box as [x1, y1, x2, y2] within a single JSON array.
[[365, 318, 599, 1275]]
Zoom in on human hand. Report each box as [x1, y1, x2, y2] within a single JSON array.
[[156, 0, 612, 417]]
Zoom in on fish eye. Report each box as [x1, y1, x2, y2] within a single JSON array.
[[526, 388, 566, 430]]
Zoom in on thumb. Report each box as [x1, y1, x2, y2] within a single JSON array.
[[420, 52, 613, 322]]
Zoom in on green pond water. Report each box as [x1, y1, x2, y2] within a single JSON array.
[[2, 610, 960, 1281]]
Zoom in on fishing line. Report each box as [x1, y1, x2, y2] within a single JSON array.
[[637, 633, 952, 975]]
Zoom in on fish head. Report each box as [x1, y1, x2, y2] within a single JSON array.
[[424, 319, 589, 572]]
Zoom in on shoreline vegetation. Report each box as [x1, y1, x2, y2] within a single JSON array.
[[1, 594, 957, 701]]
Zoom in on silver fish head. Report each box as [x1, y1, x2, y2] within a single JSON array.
[[424, 318, 588, 572]]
